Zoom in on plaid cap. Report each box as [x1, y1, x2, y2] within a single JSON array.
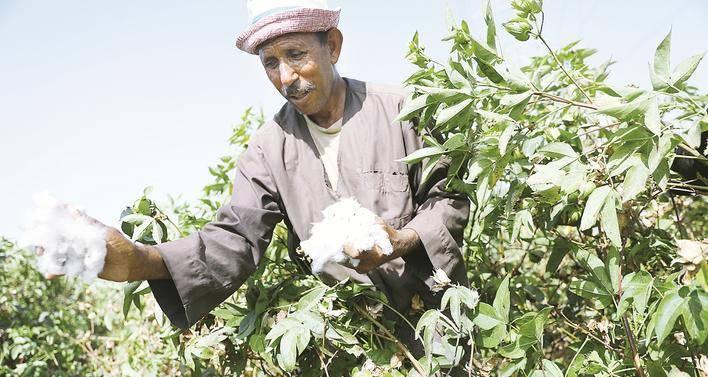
[[236, 0, 341, 55]]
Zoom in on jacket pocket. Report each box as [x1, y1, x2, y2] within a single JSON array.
[[362, 170, 410, 192]]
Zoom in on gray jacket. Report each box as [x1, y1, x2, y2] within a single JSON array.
[[147, 77, 470, 330]]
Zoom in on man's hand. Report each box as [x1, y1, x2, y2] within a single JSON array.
[[342, 218, 423, 274], [36, 214, 170, 282]]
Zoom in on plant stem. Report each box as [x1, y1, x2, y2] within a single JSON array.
[[537, 35, 594, 104], [621, 314, 646, 377], [557, 310, 621, 354], [533, 91, 597, 110], [669, 194, 689, 238], [617, 247, 646, 377], [356, 305, 426, 376]]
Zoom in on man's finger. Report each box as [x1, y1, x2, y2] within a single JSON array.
[[342, 243, 361, 259], [44, 273, 64, 280]]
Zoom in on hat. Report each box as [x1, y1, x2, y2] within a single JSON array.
[[236, 0, 341, 55]]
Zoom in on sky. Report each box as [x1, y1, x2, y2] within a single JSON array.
[[1, 0, 707, 239]]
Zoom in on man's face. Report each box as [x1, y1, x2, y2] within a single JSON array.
[[258, 31, 337, 115]]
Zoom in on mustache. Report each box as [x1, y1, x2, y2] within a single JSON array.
[[282, 80, 315, 98]]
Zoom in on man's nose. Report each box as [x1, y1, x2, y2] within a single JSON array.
[[279, 62, 298, 88]]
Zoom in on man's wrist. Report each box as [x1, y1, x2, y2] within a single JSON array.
[[130, 244, 171, 281], [391, 228, 424, 259]]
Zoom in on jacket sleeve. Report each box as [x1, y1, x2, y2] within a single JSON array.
[[147, 138, 284, 330], [399, 117, 470, 286]]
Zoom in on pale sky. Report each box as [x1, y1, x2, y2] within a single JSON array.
[[1, 1, 706, 239]]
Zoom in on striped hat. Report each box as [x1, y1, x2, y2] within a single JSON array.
[[236, 0, 341, 55]]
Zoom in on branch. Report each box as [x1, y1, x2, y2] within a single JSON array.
[[537, 35, 595, 104], [617, 249, 646, 377], [533, 91, 597, 110], [356, 305, 427, 376]]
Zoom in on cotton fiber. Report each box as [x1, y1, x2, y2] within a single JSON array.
[[18, 192, 107, 282], [300, 198, 393, 274]]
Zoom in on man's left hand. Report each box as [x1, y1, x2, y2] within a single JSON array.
[[342, 218, 422, 274]]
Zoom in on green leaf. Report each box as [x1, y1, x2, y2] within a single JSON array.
[[575, 248, 612, 294], [680, 120, 702, 148], [396, 93, 431, 121], [671, 53, 704, 86], [580, 185, 612, 231], [493, 276, 511, 322], [654, 30, 671, 78], [278, 329, 299, 371], [546, 238, 572, 273], [472, 38, 500, 63], [618, 271, 653, 316], [474, 57, 504, 83], [538, 142, 578, 158], [482, 0, 496, 50], [569, 279, 612, 308], [297, 285, 327, 311], [474, 303, 505, 330], [441, 287, 462, 325], [682, 289, 707, 343], [436, 98, 473, 127], [397, 146, 446, 164], [131, 219, 153, 242], [596, 94, 653, 121], [644, 97, 662, 135], [541, 360, 563, 377], [120, 213, 153, 225], [653, 290, 686, 346], [622, 163, 650, 202], [600, 192, 622, 248], [498, 122, 517, 155]]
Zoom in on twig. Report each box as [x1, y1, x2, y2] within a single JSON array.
[[356, 305, 427, 377], [617, 247, 646, 377], [533, 91, 597, 110], [537, 35, 594, 104], [621, 314, 646, 377], [556, 310, 621, 354], [669, 194, 689, 238]]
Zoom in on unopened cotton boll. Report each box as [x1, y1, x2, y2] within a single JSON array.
[[301, 198, 393, 274], [18, 192, 107, 283]]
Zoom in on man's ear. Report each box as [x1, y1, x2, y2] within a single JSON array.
[[326, 28, 343, 64]]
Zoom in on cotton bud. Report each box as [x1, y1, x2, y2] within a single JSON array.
[[503, 18, 533, 42], [432, 268, 452, 292], [674, 239, 707, 282], [511, 0, 542, 16]]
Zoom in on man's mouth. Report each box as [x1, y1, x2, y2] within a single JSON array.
[[288, 90, 311, 101]]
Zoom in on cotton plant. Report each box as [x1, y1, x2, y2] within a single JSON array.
[[300, 197, 393, 274], [18, 191, 107, 282]]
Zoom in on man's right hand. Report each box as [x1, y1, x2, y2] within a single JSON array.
[[36, 215, 170, 282]]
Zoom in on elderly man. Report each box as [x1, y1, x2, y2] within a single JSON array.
[[44, 0, 469, 358]]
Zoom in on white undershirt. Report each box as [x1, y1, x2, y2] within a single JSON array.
[[303, 114, 343, 190]]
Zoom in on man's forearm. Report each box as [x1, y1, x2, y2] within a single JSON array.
[[130, 244, 171, 281]]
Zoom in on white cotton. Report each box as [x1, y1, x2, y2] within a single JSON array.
[[18, 191, 107, 283], [300, 198, 393, 274]]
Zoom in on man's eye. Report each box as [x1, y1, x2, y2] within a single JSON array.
[[265, 60, 278, 69], [290, 51, 304, 59]]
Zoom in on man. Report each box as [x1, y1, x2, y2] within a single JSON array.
[[42, 0, 469, 358]]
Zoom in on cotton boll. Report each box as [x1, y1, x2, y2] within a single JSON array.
[[19, 192, 107, 283], [301, 198, 394, 275]]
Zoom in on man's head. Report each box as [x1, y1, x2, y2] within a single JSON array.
[[235, 1, 342, 115], [257, 29, 343, 115]]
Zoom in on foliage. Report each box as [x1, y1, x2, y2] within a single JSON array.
[[3, 1, 707, 376], [0, 237, 182, 377], [396, 0, 708, 375]]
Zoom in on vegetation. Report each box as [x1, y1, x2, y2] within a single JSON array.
[[2, 1, 706, 375]]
